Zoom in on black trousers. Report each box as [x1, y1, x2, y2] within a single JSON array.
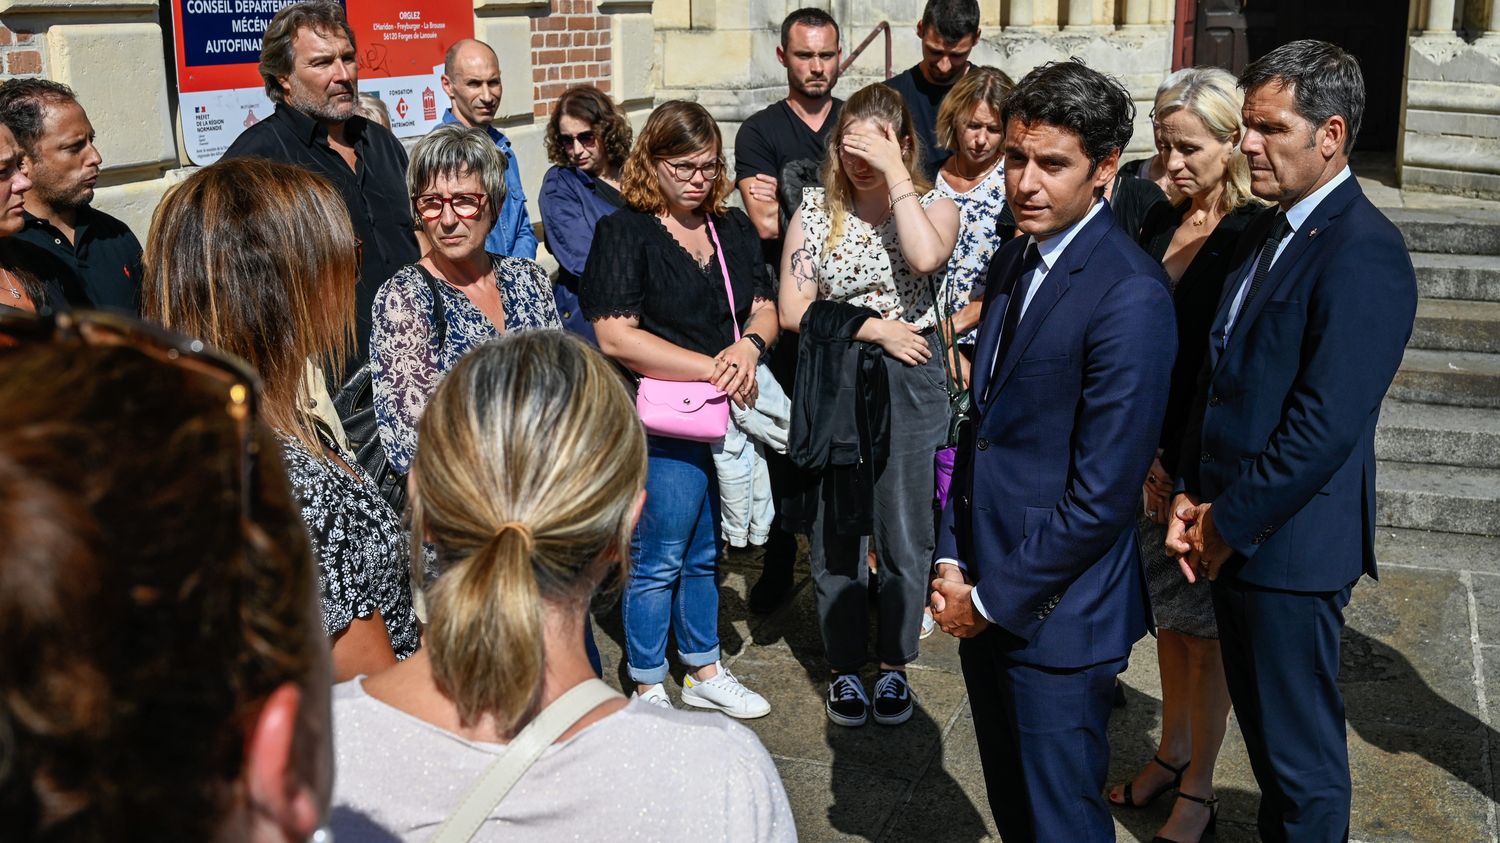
[[959, 628, 1126, 842], [1212, 577, 1355, 843]]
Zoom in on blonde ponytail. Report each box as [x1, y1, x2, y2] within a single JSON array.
[[410, 332, 647, 731], [427, 528, 545, 730]]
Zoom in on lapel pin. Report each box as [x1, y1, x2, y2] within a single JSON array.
[[1308, 228, 1319, 238]]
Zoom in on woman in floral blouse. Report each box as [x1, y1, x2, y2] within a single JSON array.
[[371, 124, 561, 477], [932, 66, 1013, 384]]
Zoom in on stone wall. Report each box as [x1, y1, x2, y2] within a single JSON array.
[[654, 0, 1176, 169], [1402, 33, 1500, 199], [4, 0, 1497, 243]]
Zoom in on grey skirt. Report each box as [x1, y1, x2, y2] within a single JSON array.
[[1138, 516, 1218, 639]]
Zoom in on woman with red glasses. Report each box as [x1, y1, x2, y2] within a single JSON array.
[[369, 123, 561, 481], [538, 85, 633, 343]]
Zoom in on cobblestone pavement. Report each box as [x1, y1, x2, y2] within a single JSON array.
[[590, 532, 1500, 842]]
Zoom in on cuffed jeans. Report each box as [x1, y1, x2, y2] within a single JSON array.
[[623, 435, 722, 685], [809, 336, 949, 672]]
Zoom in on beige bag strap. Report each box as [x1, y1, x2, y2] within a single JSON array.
[[429, 678, 622, 843]]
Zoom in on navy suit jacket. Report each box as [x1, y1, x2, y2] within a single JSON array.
[[936, 203, 1176, 670], [1177, 177, 1417, 591]]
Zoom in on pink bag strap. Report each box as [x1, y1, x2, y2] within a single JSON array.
[[705, 216, 741, 342]]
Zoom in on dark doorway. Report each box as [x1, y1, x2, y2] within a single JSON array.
[[1173, 0, 1409, 151]]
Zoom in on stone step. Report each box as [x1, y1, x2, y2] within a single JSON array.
[[1411, 253, 1500, 303], [1373, 526, 1500, 572], [1389, 208, 1500, 256], [1376, 400, 1500, 468], [1376, 461, 1500, 536], [1389, 348, 1500, 408], [1411, 298, 1500, 353]]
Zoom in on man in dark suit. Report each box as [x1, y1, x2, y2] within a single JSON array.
[[1168, 40, 1418, 842], [930, 61, 1176, 841]]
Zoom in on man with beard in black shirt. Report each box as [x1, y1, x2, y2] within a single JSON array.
[[0, 79, 142, 314], [224, 0, 419, 363], [734, 7, 845, 612], [885, 0, 981, 180]]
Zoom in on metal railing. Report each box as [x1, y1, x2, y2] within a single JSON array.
[[840, 21, 893, 79]]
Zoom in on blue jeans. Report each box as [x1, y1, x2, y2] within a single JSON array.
[[623, 436, 722, 685]]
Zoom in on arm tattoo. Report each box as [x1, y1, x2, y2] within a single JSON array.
[[790, 247, 815, 292]]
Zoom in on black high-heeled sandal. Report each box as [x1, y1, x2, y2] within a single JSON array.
[[1152, 791, 1218, 843], [1106, 754, 1188, 809]]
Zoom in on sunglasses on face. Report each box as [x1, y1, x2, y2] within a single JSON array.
[[661, 160, 721, 182], [412, 193, 487, 221], [0, 308, 262, 525], [560, 130, 597, 149]]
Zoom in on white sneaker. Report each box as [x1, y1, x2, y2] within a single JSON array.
[[681, 663, 771, 719], [633, 683, 674, 710]]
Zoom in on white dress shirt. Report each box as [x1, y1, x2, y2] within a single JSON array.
[[940, 199, 1106, 623], [1221, 166, 1352, 343]]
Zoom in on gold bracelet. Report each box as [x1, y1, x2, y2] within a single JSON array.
[[889, 190, 919, 208]]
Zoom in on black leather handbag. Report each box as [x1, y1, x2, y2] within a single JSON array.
[[926, 275, 973, 449], [332, 269, 448, 514]]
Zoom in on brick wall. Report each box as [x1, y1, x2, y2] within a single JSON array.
[[530, 0, 614, 118], [0, 26, 43, 78]]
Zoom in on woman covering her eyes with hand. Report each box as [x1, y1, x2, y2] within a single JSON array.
[[777, 83, 959, 730]]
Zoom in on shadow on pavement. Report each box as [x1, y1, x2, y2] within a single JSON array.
[[1341, 624, 1497, 800]]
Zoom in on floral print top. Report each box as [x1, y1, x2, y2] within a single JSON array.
[[280, 428, 421, 659], [933, 165, 1007, 346], [370, 254, 561, 474], [797, 186, 944, 330]]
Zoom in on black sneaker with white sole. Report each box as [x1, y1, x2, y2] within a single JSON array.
[[873, 669, 914, 725], [826, 672, 869, 727]]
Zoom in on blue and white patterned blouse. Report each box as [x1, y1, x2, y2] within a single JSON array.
[[370, 254, 562, 474], [933, 165, 1007, 345]]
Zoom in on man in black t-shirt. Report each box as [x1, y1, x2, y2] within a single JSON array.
[[884, 0, 981, 180], [736, 8, 844, 259], [734, 8, 845, 613]]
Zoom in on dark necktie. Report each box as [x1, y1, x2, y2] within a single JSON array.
[[1241, 213, 1293, 315], [995, 243, 1042, 369]]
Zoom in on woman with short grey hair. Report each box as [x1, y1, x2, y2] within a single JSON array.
[[371, 123, 561, 480]]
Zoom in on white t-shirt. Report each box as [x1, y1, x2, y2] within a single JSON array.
[[328, 678, 797, 842]]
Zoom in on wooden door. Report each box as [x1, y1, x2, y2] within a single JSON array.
[[1194, 0, 1252, 73]]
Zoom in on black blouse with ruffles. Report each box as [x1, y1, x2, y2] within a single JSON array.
[[579, 206, 776, 358]]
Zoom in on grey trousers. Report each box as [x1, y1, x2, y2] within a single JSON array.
[[808, 335, 950, 672]]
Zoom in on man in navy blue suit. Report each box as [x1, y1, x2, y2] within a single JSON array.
[[930, 61, 1176, 841], [1168, 41, 1417, 842]]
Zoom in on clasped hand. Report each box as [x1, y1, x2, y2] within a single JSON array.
[[708, 339, 760, 409], [1164, 494, 1233, 583], [929, 564, 989, 639]]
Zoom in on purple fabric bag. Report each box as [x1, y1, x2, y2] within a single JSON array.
[[934, 445, 957, 510]]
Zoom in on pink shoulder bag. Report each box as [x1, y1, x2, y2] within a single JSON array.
[[635, 216, 740, 442]]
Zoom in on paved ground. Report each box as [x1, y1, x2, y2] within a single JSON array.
[[590, 529, 1500, 842]]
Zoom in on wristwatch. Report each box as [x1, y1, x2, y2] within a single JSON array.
[[743, 332, 768, 356]]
